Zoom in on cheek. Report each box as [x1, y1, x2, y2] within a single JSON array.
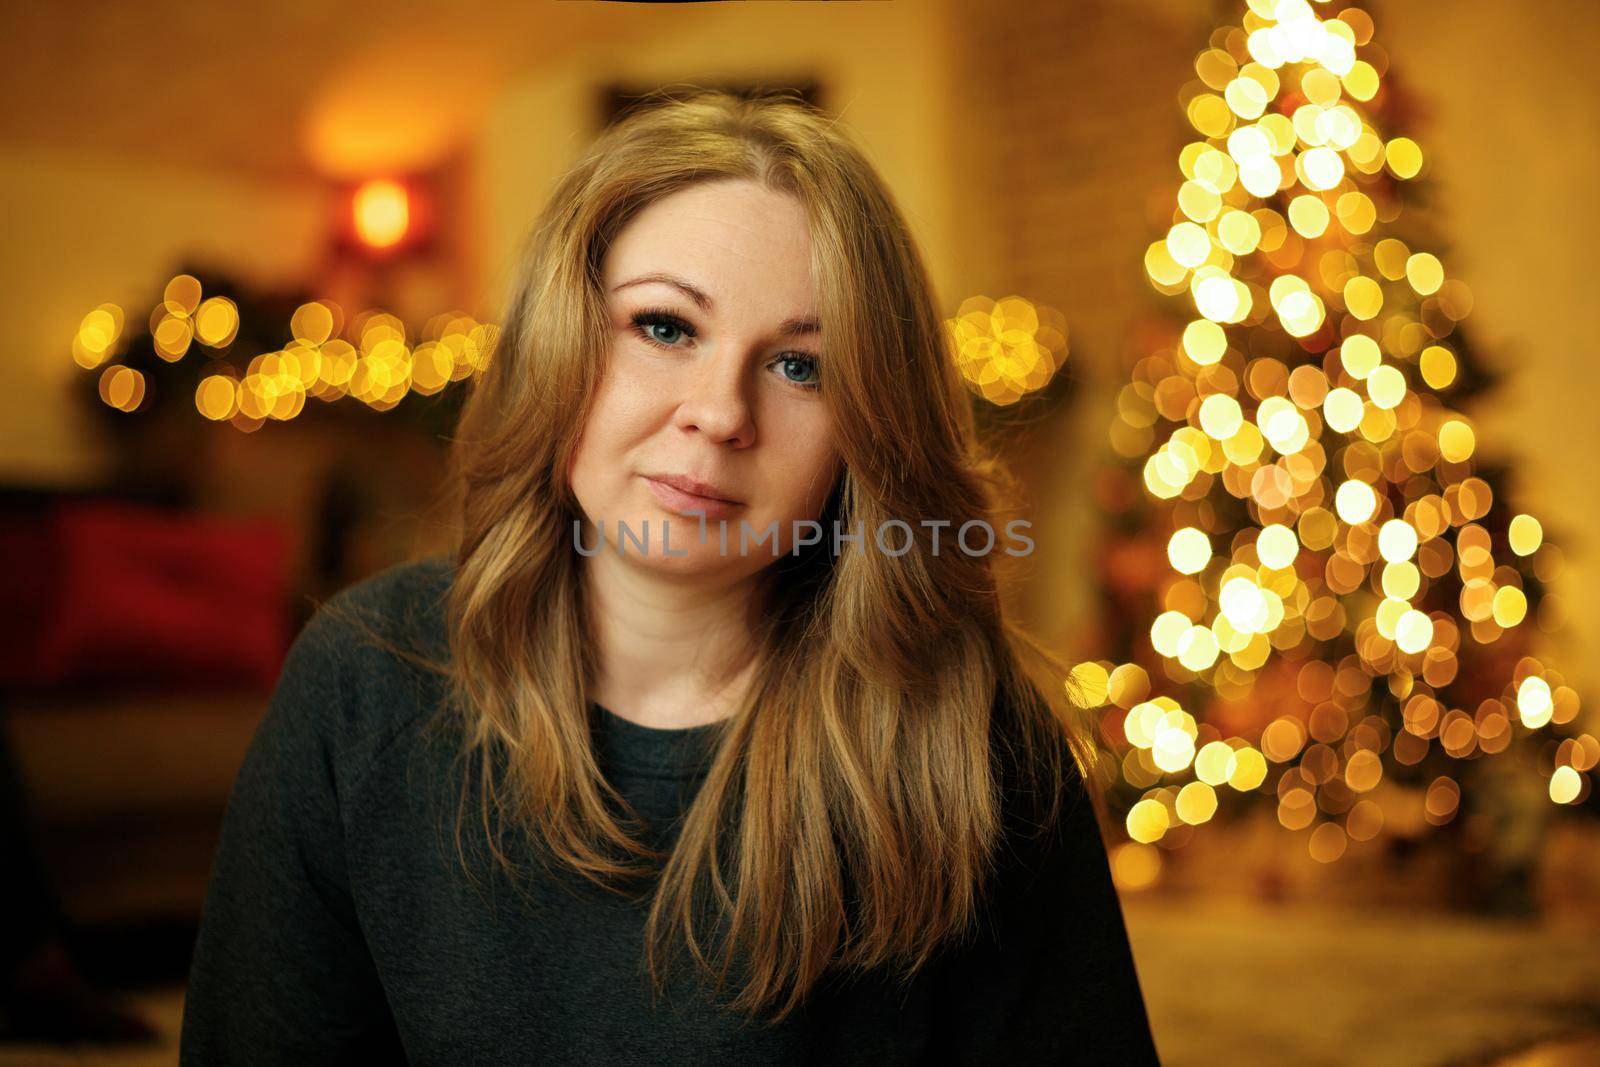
[[592, 345, 668, 423], [565, 381, 609, 497], [771, 423, 841, 516], [568, 350, 656, 486]]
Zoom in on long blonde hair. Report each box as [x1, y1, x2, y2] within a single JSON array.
[[352, 87, 1104, 1024]]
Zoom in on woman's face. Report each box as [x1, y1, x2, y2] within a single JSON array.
[[568, 177, 843, 580]]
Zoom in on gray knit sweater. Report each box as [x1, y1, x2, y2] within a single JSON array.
[[179, 556, 1160, 1064]]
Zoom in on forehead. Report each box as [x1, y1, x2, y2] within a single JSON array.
[[602, 179, 816, 308]]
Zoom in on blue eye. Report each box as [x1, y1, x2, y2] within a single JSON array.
[[647, 321, 681, 344], [776, 355, 821, 390], [628, 308, 822, 393], [630, 309, 695, 349]]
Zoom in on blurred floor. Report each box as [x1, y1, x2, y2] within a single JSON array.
[[1127, 896, 1600, 1067], [0, 984, 181, 1066], [1, 897, 1597, 1064], [1490, 1032, 1600, 1067]]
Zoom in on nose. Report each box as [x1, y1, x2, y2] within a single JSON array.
[[673, 343, 755, 446]]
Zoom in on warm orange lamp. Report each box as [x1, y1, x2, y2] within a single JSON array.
[[352, 179, 411, 251]]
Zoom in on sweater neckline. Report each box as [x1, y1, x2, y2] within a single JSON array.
[[590, 702, 721, 779]]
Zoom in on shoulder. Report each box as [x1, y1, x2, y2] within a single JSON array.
[[312, 554, 456, 652], [273, 554, 458, 788], [988, 685, 1101, 887], [298, 554, 456, 675]]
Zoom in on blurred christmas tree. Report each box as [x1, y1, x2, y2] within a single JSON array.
[[1081, 0, 1596, 879]]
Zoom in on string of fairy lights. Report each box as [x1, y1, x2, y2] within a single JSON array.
[[72, 275, 498, 430], [1073, 0, 1590, 877], [74, 280, 1063, 422]]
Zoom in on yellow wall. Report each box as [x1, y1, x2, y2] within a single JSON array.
[[469, 1, 969, 322]]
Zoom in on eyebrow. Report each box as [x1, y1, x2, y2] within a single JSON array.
[[611, 272, 821, 336]]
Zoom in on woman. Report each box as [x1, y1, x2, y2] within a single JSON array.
[[181, 88, 1161, 1064]]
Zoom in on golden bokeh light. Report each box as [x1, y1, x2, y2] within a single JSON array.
[[1127, 796, 1173, 844], [1507, 514, 1543, 556], [1068, 661, 1111, 707], [195, 374, 240, 421], [1109, 842, 1162, 890], [195, 296, 240, 348], [97, 365, 145, 412], [163, 274, 202, 317], [945, 294, 1069, 406], [72, 304, 125, 369]]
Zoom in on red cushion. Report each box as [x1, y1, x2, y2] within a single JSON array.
[[0, 500, 293, 696]]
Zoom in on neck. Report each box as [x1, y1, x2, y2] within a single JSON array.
[[583, 551, 767, 730]]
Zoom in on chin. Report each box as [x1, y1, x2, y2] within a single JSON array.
[[576, 507, 791, 579], [627, 545, 750, 582]]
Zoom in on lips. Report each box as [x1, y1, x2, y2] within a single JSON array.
[[644, 472, 742, 504], [642, 473, 744, 519]]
